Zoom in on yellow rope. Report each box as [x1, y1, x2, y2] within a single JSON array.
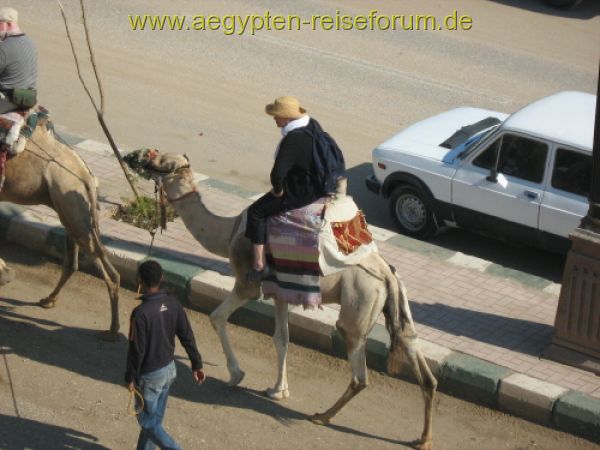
[[128, 387, 144, 416]]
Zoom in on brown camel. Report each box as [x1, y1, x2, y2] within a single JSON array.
[[125, 149, 437, 449], [0, 118, 120, 339]]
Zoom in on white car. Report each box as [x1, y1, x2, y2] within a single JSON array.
[[366, 91, 596, 253]]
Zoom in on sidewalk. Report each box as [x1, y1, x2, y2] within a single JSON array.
[[0, 128, 598, 443]]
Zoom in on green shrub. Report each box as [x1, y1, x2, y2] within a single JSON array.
[[113, 196, 177, 231]]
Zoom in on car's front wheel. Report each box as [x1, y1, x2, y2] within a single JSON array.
[[389, 185, 438, 239]]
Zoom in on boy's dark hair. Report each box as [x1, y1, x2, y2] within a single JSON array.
[[138, 260, 162, 287]]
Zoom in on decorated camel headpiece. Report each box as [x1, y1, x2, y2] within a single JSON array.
[[123, 149, 190, 179]]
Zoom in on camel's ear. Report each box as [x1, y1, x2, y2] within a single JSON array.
[[183, 154, 190, 162]]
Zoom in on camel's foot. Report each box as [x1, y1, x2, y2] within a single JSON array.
[[413, 438, 433, 450], [265, 387, 290, 401], [310, 412, 331, 426], [100, 330, 120, 342], [39, 297, 56, 309], [227, 370, 245, 387]]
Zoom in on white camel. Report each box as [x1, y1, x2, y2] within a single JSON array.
[[0, 117, 120, 339], [125, 149, 437, 449]]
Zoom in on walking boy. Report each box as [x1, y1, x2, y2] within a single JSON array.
[[126, 260, 204, 450]]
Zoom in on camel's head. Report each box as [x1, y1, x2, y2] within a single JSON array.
[[123, 148, 191, 180]]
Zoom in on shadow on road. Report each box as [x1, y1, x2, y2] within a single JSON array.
[[412, 302, 554, 357], [346, 163, 566, 283], [0, 413, 109, 450], [0, 300, 408, 447], [0, 303, 290, 418]]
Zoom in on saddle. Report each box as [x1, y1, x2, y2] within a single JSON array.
[[261, 178, 377, 308], [0, 105, 48, 190], [0, 110, 27, 154]]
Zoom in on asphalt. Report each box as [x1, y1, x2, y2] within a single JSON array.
[[0, 128, 598, 444]]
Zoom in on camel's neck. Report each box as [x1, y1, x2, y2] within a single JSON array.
[[169, 190, 239, 259]]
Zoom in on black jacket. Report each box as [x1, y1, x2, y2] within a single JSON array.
[[270, 119, 321, 209], [125, 291, 202, 383]]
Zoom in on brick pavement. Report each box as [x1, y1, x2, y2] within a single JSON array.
[[12, 136, 600, 400]]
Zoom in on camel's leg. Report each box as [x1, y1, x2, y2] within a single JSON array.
[[93, 252, 121, 341], [311, 332, 368, 425], [400, 336, 437, 450], [40, 236, 78, 308], [266, 299, 289, 400], [210, 285, 252, 386]]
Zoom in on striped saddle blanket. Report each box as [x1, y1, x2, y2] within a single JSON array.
[[261, 195, 377, 309], [262, 199, 326, 309]]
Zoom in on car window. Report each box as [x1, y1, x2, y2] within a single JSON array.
[[472, 134, 548, 183], [472, 137, 500, 170], [551, 148, 592, 197], [457, 125, 500, 159]]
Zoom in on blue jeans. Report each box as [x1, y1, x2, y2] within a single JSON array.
[[136, 361, 182, 450]]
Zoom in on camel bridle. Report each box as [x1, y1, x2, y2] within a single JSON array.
[[153, 168, 197, 203]]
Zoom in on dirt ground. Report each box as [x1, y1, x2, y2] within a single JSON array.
[[0, 241, 597, 450]]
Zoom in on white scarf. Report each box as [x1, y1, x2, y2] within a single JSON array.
[[274, 115, 310, 159]]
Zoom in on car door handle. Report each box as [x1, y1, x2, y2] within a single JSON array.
[[524, 190, 539, 200]]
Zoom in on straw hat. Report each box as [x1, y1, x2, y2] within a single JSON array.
[[0, 7, 18, 24], [265, 96, 307, 119]]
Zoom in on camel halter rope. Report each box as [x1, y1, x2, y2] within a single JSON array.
[[147, 171, 196, 256], [128, 387, 144, 416], [146, 177, 165, 256]]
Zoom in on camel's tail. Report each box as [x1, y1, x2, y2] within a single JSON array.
[[383, 267, 418, 376]]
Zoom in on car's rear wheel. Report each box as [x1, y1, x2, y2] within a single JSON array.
[[389, 185, 437, 239]]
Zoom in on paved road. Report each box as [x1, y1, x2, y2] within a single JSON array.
[[18, 0, 600, 192], [0, 241, 597, 449], [16, 0, 598, 281]]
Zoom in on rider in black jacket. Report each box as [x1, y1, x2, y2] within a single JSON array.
[[245, 96, 322, 282]]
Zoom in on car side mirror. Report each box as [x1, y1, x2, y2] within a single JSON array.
[[486, 169, 498, 183]]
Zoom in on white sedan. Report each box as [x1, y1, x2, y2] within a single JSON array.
[[366, 91, 596, 254]]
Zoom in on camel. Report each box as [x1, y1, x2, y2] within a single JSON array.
[[0, 258, 14, 285], [0, 117, 120, 339], [125, 149, 437, 449]]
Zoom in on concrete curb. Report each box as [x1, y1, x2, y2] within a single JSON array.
[[0, 134, 597, 444], [553, 391, 600, 442], [438, 353, 510, 408], [499, 373, 569, 426]]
